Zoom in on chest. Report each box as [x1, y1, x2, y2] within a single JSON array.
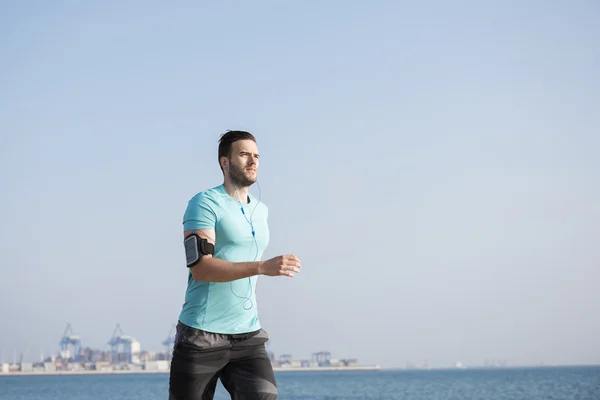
[[215, 203, 269, 251]]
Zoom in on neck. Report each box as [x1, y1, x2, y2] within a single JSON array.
[[223, 179, 250, 204]]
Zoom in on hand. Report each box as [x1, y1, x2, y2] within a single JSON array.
[[259, 254, 301, 277]]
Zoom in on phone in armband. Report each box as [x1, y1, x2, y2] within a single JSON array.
[[184, 232, 214, 267]]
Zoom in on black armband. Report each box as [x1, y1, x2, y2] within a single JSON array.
[[184, 232, 214, 267]]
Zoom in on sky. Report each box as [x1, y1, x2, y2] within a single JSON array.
[[1, 1, 599, 369]]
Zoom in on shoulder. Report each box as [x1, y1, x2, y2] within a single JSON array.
[[183, 186, 227, 229], [184, 185, 228, 218], [187, 185, 225, 207]]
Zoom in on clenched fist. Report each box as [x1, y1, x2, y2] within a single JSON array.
[[259, 254, 301, 277]]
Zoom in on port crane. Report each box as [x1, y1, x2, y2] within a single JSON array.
[[59, 323, 82, 362], [107, 323, 137, 364]]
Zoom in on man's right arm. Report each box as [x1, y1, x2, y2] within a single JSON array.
[[185, 229, 264, 282], [185, 229, 301, 282]]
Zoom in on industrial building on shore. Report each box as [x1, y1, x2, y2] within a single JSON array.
[[1, 323, 378, 375]]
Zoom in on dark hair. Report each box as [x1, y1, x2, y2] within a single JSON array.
[[218, 130, 256, 170]]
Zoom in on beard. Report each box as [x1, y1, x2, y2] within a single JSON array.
[[228, 163, 257, 188]]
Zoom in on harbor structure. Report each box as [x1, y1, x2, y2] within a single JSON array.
[[0, 323, 378, 375]]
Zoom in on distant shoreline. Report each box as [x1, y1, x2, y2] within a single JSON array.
[[275, 365, 380, 372], [0, 365, 381, 377], [3, 364, 598, 377]]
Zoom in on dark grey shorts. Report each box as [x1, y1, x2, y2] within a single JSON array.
[[168, 321, 278, 400]]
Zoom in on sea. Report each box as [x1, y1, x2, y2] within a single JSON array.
[[1, 366, 599, 399]]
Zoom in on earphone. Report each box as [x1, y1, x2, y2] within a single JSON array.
[[229, 180, 261, 310]]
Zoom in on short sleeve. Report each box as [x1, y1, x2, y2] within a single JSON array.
[[182, 193, 217, 231]]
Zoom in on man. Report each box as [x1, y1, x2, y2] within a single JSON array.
[[169, 130, 301, 400]]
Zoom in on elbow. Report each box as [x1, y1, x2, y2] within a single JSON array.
[[189, 257, 214, 282], [190, 268, 203, 282], [190, 265, 208, 282]]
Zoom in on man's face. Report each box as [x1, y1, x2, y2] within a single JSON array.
[[226, 139, 259, 188]]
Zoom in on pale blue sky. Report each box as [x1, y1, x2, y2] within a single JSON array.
[[1, 1, 599, 368]]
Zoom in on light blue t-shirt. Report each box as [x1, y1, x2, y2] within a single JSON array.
[[178, 184, 270, 334]]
